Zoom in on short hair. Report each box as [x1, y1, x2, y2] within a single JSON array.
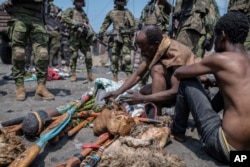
[[215, 11, 249, 44], [141, 25, 163, 45]]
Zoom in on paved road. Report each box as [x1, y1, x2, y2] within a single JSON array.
[[0, 59, 228, 167]]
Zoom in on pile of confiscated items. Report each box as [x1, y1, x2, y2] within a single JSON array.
[[0, 78, 186, 167]]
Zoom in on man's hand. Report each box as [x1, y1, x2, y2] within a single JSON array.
[[74, 22, 84, 28], [101, 91, 119, 102], [119, 90, 144, 105]]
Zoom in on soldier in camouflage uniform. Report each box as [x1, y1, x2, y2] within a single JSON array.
[[61, 0, 94, 82], [138, 0, 171, 86], [58, 12, 71, 72], [174, 0, 210, 60], [98, 0, 135, 82], [0, 0, 55, 101], [228, 0, 250, 50], [139, 0, 171, 33], [46, 2, 62, 67]]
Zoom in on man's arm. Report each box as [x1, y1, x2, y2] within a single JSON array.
[[120, 66, 180, 105], [99, 11, 112, 34], [116, 60, 148, 95], [103, 60, 148, 101], [61, 8, 75, 28], [174, 53, 217, 80]]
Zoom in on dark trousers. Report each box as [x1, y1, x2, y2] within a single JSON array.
[[172, 78, 228, 163]]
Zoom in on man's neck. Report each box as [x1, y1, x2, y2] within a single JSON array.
[[227, 43, 247, 55]]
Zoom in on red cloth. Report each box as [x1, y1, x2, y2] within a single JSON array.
[[47, 68, 61, 81]]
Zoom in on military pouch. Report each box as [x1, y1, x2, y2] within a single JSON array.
[[112, 29, 123, 44], [114, 34, 123, 44]]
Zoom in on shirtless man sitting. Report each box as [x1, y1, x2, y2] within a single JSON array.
[[103, 25, 195, 117], [171, 11, 250, 164]]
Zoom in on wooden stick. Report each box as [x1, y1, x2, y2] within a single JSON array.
[[71, 111, 100, 118], [67, 116, 96, 137]]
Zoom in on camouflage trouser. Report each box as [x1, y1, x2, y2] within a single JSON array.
[[244, 27, 250, 50], [111, 35, 132, 76], [8, 13, 49, 86], [176, 29, 205, 58], [49, 32, 62, 67], [69, 33, 92, 73], [61, 36, 71, 66]]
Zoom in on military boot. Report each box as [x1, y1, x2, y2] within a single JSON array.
[[87, 72, 94, 82], [16, 85, 26, 101], [113, 74, 118, 82], [35, 84, 55, 100], [70, 72, 77, 82]]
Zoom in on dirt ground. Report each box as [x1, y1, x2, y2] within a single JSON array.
[[0, 57, 229, 167]]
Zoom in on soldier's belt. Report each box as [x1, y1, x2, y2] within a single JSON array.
[[10, 6, 43, 18]]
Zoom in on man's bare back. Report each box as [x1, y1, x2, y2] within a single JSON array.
[[213, 51, 250, 150]]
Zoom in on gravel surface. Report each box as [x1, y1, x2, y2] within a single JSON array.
[[0, 58, 228, 167]]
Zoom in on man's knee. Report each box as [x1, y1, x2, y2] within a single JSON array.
[[13, 47, 25, 60], [150, 64, 165, 75]]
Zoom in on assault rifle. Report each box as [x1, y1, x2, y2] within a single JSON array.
[[74, 22, 95, 39], [45, 15, 62, 32], [168, 0, 176, 38], [44, 0, 50, 15]]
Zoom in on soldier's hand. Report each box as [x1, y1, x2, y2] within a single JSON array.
[[203, 38, 213, 51], [138, 23, 142, 30], [97, 33, 104, 41], [75, 22, 84, 28]]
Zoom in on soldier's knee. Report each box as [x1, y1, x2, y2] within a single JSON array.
[[111, 55, 118, 62], [13, 47, 25, 60], [124, 54, 131, 63], [38, 48, 49, 60]]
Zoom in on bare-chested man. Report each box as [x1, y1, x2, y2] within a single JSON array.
[[103, 25, 195, 117], [171, 11, 250, 164]]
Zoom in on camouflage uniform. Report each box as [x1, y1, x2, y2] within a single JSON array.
[[60, 22, 71, 68], [139, 0, 171, 33], [99, 0, 135, 81], [61, 0, 94, 82], [4, 0, 54, 101], [174, 0, 210, 58], [228, 0, 250, 50], [46, 3, 62, 67], [204, 0, 220, 51], [139, 0, 171, 86]]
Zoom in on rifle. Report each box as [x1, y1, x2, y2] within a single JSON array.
[[9, 102, 84, 167], [0, 116, 25, 128], [85, 135, 118, 167], [94, 34, 108, 47], [168, 0, 176, 38], [135, 117, 163, 124], [54, 133, 110, 167], [9, 91, 94, 167], [44, 0, 50, 15], [67, 116, 96, 137]]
